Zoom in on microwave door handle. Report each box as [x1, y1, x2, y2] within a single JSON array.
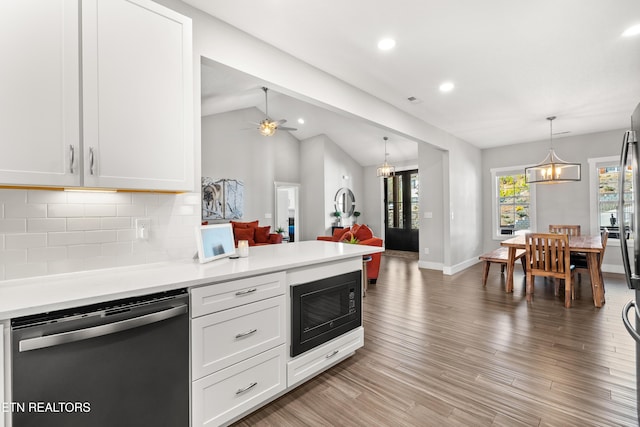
[[18, 305, 188, 352]]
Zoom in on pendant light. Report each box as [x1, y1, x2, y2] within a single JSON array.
[[376, 136, 395, 177], [524, 116, 581, 184]]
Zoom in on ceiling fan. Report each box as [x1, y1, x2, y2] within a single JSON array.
[[254, 87, 297, 136]]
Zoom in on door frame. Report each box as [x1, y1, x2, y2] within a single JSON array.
[[274, 181, 300, 242]]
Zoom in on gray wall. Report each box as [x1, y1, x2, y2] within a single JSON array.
[[300, 134, 365, 241], [201, 108, 300, 227], [481, 128, 627, 272]]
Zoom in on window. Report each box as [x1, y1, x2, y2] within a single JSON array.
[[491, 167, 536, 239], [385, 171, 419, 231], [589, 156, 632, 239]]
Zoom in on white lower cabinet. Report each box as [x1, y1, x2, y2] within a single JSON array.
[[192, 345, 286, 427], [191, 295, 286, 380], [287, 326, 364, 388], [190, 275, 287, 427], [190, 268, 365, 426]]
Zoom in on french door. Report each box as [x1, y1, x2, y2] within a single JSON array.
[[384, 170, 419, 251]]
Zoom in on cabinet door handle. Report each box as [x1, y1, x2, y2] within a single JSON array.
[[235, 381, 258, 395], [89, 147, 95, 175], [235, 328, 257, 339], [326, 349, 339, 359], [69, 145, 75, 174], [235, 288, 257, 296]]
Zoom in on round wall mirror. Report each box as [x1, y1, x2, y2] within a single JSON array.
[[334, 187, 356, 218]]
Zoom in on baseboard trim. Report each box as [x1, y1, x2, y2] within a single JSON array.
[[418, 261, 443, 271], [443, 257, 480, 275], [602, 263, 625, 274]]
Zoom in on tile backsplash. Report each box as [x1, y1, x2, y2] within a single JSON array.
[[0, 189, 200, 281]]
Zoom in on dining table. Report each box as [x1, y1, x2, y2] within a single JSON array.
[[500, 234, 604, 308]]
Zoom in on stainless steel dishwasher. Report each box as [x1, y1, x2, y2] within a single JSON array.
[[11, 288, 189, 427]]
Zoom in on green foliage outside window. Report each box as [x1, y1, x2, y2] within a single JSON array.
[[499, 174, 530, 229]]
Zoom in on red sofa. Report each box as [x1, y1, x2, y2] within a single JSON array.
[[230, 220, 283, 247], [317, 224, 383, 283]]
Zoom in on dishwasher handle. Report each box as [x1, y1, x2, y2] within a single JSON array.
[[19, 304, 188, 352]]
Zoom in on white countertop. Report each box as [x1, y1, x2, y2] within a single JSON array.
[[0, 241, 383, 319]]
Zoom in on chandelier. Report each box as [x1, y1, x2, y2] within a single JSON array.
[[376, 137, 395, 177], [524, 116, 581, 184]]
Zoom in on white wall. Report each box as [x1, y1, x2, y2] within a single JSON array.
[[201, 108, 300, 227], [300, 135, 326, 241], [323, 137, 364, 230], [418, 144, 446, 269], [362, 166, 384, 238], [300, 134, 365, 240], [481, 128, 627, 272], [447, 137, 483, 272]]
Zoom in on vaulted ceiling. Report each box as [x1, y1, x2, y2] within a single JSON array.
[[192, 0, 640, 166]]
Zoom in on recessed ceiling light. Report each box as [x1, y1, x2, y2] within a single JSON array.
[[439, 81, 455, 92], [622, 24, 640, 37], [377, 38, 396, 50], [297, 118, 305, 125]]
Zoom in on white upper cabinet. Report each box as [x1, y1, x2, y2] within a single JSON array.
[[82, 0, 193, 191], [0, 0, 193, 192], [0, 0, 81, 187]]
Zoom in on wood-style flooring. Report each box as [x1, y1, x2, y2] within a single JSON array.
[[233, 252, 638, 426]]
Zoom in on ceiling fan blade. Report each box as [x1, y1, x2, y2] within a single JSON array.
[[278, 126, 298, 131]]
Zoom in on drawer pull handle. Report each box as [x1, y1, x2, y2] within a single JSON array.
[[235, 328, 257, 339], [326, 349, 339, 359], [235, 288, 257, 296], [235, 381, 258, 395]]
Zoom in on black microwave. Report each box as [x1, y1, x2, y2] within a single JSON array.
[[291, 270, 362, 357]]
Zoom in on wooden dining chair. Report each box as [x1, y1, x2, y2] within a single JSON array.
[[525, 233, 576, 307], [548, 224, 581, 236], [573, 228, 609, 291]]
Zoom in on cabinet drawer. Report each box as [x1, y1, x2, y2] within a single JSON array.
[[191, 272, 286, 317], [192, 345, 286, 427], [192, 295, 285, 380], [287, 326, 364, 388]]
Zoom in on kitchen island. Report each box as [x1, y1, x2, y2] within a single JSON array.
[[0, 240, 381, 319], [0, 240, 383, 427]]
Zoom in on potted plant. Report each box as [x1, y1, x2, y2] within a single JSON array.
[[353, 211, 361, 224], [343, 233, 359, 244], [332, 210, 342, 226]]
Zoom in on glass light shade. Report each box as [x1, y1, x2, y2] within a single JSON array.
[[259, 120, 277, 136], [525, 149, 581, 184], [376, 162, 395, 178]]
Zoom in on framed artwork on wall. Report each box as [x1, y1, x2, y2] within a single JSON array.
[[202, 177, 244, 220]]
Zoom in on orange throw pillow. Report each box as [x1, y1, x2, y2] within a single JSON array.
[[354, 224, 373, 241], [230, 220, 259, 230], [254, 226, 271, 244], [332, 227, 350, 241], [234, 227, 255, 246]]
